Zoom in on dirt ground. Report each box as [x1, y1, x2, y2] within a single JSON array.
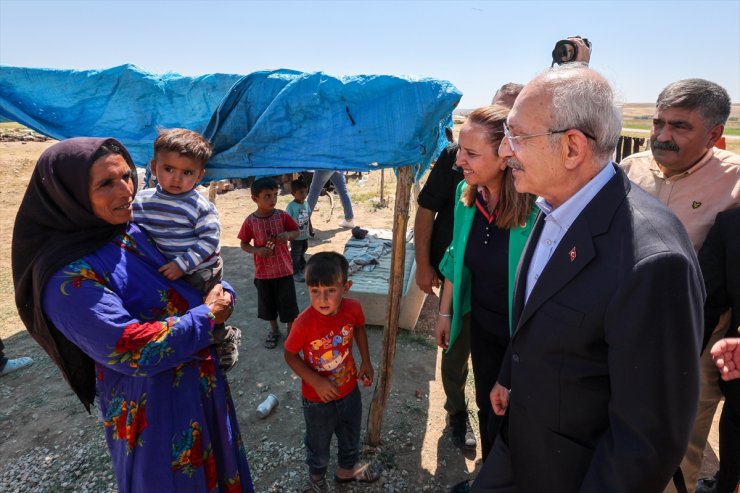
[[0, 140, 481, 492], [0, 139, 722, 492]]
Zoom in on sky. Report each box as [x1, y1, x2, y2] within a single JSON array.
[[1, 0, 739, 109]]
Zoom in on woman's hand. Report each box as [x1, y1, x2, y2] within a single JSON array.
[[490, 382, 510, 416], [204, 284, 233, 325], [434, 315, 451, 349]]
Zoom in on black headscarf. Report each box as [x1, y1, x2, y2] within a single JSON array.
[[12, 138, 137, 411]]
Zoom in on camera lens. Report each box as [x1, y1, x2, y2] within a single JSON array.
[[552, 40, 577, 64]]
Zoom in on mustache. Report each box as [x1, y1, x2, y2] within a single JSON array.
[[505, 158, 524, 171], [652, 140, 680, 152]]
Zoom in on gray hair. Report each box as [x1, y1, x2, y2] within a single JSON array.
[[657, 79, 731, 128], [537, 64, 622, 164], [492, 82, 524, 104]]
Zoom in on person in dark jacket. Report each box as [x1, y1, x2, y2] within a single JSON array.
[[476, 64, 704, 493], [700, 207, 740, 493]]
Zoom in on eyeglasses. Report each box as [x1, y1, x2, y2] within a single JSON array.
[[502, 122, 595, 152]]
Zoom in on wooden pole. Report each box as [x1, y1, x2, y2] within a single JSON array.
[[379, 169, 386, 207], [367, 165, 413, 446]]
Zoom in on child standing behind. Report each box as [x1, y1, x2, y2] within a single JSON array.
[[133, 128, 240, 370], [286, 178, 311, 283], [284, 252, 379, 492], [238, 177, 300, 349]]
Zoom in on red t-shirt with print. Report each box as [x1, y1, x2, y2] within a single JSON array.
[[237, 210, 298, 279], [285, 298, 365, 402]]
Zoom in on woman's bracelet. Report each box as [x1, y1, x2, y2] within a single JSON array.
[[438, 312, 452, 318]]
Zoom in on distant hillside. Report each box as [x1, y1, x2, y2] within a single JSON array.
[[454, 103, 740, 119]]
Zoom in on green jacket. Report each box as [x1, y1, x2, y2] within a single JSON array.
[[439, 181, 536, 348]]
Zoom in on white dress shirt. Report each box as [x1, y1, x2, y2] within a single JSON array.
[[525, 163, 616, 301]]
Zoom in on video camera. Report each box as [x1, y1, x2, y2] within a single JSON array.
[[551, 36, 592, 66]]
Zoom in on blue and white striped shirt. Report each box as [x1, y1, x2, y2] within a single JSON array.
[[133, 185, 220, 274]]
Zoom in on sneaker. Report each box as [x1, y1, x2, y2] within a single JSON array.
[[293, 272, 305, 283], [0, 356, 33, 376], [214, 326, 241, 373], [338, 218, 355, 229], [449, 412, 476, 449]]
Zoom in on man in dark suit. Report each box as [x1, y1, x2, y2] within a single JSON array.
[[701, 207, 740, 493], [471, 65, 705, 492]]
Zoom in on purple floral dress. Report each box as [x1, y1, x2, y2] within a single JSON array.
[[42, 223, 253, 493]]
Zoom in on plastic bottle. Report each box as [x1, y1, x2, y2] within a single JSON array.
[[256, 394, 279, 419]]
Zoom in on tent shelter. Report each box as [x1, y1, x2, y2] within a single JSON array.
[[0, 65, 460, 178], [0, 64, 462, 444]]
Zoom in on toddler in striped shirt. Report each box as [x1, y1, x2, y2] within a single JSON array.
[[133, 128, 239, 371]]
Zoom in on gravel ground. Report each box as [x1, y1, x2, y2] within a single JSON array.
[[0, 427, 117, 493], [0, 420, 454, 493]]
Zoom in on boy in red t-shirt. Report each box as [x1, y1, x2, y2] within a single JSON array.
[[238, 177, 300, 349], [284, 252, 379, 491]]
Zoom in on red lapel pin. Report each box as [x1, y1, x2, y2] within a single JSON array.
[[569, 247, 577, 262]]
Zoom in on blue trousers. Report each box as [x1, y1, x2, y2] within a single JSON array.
[[307, 170, 354, 220], [302, 385, 362, 476]]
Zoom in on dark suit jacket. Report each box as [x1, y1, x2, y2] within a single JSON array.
[[699, 206, 740, 349], [498, 165, 705, 492]]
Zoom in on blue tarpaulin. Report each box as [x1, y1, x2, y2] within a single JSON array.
[[0, 64, 461, 180]]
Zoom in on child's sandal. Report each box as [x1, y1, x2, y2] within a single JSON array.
[[334, 465, 380, 483], [263, 330, 280, 349], [302, 476, 326, 493]]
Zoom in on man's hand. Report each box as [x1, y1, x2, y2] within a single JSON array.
[[490, 382, 510, 416], [312, 377, 341, 402], [711, 337, 740, 381], [569, 36, 591, 64], [204, 284, 234, 325], [159, 261, 185, 280], [434, 315, 451, 350], [415, 263, 440, 294]]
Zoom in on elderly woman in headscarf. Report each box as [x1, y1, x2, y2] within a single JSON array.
[[12, 138, 254, 493]]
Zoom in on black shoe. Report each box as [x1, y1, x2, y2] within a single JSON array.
[[351, 226, 368, 239], [695, 473, 719, 493], [449, 412, 476, 449]]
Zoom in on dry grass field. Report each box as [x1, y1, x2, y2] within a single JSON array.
[[621, 103, 740, 154]]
